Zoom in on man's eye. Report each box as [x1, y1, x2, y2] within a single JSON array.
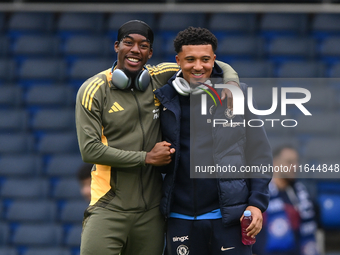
[[187, 58, 194, 62], [203, 58, 210, 62], [140, 44, 149, 49], [123, 41, 133, 45]]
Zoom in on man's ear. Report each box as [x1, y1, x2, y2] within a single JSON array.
[[175, 55, 180, 66], [148, 48, 153, 59], [114, 41, 119, 53]]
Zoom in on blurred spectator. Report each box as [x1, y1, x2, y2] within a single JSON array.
[[77, 163, 92, 202], [253, 145, 320, 255]]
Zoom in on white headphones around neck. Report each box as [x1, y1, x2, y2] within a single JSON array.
[[111, 63, 150, 92], [172, 70, 211, 96]]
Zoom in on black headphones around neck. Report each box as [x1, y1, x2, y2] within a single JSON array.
[[111, 62, 150, 92]]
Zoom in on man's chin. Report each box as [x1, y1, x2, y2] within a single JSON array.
[[123, 68, 141, 79]]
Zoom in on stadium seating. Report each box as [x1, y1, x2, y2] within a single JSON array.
[[0, 247, 17, 255], [59, 200, 88, 223], [231, 60, 274, 78], [57, 13, 104, 37], [46, 154, 84, 177], [7, 12, 54, 36], [11, 35, 60, 58], [0, 59, 15, 83], [0, 178, 49, 199], [0, 133, 34, 154], [37, 132, 79, 154], [0, 36, 9, 57], [0, 154, 42, 177], [31, 109, 76, 132], [260, 13, 308, 38], [25, 85, 75, 107], [11, 223, 63, 246], [208, 13, 257, 38], [52, 178, 82, 200], [23, 248, 71, 255], [0, 86, 23, 107], [216, 36, 265, 61], [5, 200, 56, 222], [0, 10, 340, 254], [0, 109, 28, 132]]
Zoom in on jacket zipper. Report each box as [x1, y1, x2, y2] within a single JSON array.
[[131, 88, 147, 210]]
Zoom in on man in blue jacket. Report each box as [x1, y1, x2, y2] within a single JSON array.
[[154, 27, 273, 255]]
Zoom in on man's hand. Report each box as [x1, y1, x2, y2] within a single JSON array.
[[221, 81, 239, 110], [145, 141, 175, 166], [240, 206, 263, 239]]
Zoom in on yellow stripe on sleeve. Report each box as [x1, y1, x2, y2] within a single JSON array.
[[82, 77, 99, 106], [88, 80, 105, 111]]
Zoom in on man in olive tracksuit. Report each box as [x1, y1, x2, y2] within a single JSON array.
[[75, 21, 240, 255]]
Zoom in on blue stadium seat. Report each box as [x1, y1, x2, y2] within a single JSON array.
[[0, 222, 9, 245], [0, 59, 15, 83], [11, 35, 60, 58], [64, 224, 82, 247], [23, 248, 71, 255], [31, 109, 76, 132], [266, 136, 300, 152], [0, 36, 9, 57], [62, 35, 112, 59], [295, 112, 340, 137], [11, 223, 63, 246], [158, 13, 205, 38], [0, 154, 42, 177], [319, 37, 340, 64], [57, 13, 104, 37], [7, 12, 54, 37], [69, 58, 113, 82], [0, 86, 23, 107], [38, 132, 79, 154], [46, 154, 84, 177], [304, 138, 340, 164], [0, 178, 49, 199], [151, 35, 165, 59], [329, 63, 340, 78], [208, 13, 257, 38], [19, 59, 66, 83], [0, 109, 28, 132], [216, 36, 264, 61], [0, 247, 18, 255], [230, 60, 274, 78], [260, 13, 308, 38], [0, 133, 34, 154], [277, 61, 326, 78], [5, 200, 56, 222], [296, 85, 336, 111], [318, 194, 340, 228], [262, 112, 294, 137], [268, 37, 316, 62], [60, 200, 88, 223], [312, 14, 340, 38], [52, 178, 82, 200], [25, 85, 75, 107], [107, 13, 156, 39]]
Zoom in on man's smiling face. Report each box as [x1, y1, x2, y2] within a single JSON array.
[[175, 44, 216, 85], [115, 33, 153, 76]]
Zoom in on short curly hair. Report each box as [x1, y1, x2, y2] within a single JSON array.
[[173, 26, 218, 53]]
